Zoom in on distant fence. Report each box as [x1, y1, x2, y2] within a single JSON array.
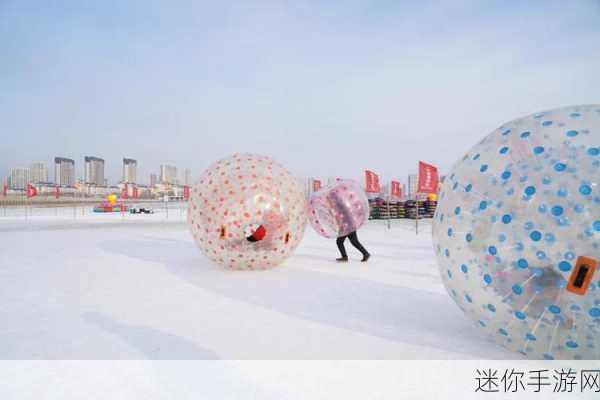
[[0, 197, 169, 207], [0, 200, 189, 220]]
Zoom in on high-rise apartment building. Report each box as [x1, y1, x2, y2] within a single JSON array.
[[408, 173, 418, 199], [30, 162, 48, 183], [160, 164, 177, 185], [150, 173, 158, 187], [9, 167, 31, 190], [122, 158, 137, 183], [184, 168, 192, 186], [55, 157, 75, 187], [84, 156, 105, 186]]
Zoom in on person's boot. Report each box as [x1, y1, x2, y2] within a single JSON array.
[[336, 256, 348, 262], [361, 253, 370, 263]]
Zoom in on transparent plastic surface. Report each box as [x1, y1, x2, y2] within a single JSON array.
[[188, 153, 307, 270], [308, 180, 369, 238], [433, 105, 600, 359]]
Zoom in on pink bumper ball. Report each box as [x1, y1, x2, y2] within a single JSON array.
[[308, 180, 369, 238], [188, 153, 307, 270]]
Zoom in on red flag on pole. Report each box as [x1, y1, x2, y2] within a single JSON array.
[[26, 184, 38, 198], [183, 185, 190, 201], [55, 185, 61, 199], [312, 179, 321, 192], [391, 181, 402, 198], [365, 170, 381, 193], [132, 186, 139, 199], [417, 161, 439, 193], [121, 183, 129, 199]]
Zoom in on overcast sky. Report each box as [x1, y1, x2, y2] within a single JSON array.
[[1, 0, 599, 185]]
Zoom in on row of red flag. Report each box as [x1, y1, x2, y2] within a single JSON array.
[[1, 184, 60, 199], [367, 161, 439, 196], [8, 167, 437, 201], [312, 161, 439, 198]]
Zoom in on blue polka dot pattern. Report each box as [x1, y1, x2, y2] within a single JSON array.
[[551, 205, 564, 216], [558, 261, 571, 272], [548, 305, 561, 314], [432, 104, 600, 360], [512, 284, 523, 295], [579, 185, 592, 195], [530, 231, 542, 241]]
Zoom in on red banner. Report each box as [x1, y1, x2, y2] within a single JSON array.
[[183, 185, 190, 200], [312, 180, 322, 192], [417, 161, 439, 193], [132, 186, 139, 199], [365, 170, 381, 193], [391, 181, 402, 198], [121, 183, 129, 200], [26, 184, 38, 198], [55, 185, 61, 199]]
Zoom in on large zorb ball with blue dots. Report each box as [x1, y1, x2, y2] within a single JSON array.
[[433, 104, 600, 360]]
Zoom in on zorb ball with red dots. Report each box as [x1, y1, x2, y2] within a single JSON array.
[[308, 180, 369, 238], [188, 153, 307, 270], [433, 105, 600, 360]]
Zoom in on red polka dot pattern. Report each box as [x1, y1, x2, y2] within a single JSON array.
[[188, 153, 307, 270]]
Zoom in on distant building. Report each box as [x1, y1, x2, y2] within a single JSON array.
[[55, 157, 75, 187], [122, 158, 137, 183], [184, 168, 192, 186], [84, 156, 105, 186], [160, 164, 177, 185], [30, 162, 48, 183], [9, 167, 31, 190], [150, 173, 158, 187], [381, 182, 389, 197], [408, 173, 418, 199]]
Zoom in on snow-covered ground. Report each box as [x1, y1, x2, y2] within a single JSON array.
[[0, 209, 513, 359]]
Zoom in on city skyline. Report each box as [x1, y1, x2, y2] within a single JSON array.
[[3, 155, 192, 188]]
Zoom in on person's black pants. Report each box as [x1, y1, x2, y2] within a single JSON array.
[[336, 231, 368, 258]]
